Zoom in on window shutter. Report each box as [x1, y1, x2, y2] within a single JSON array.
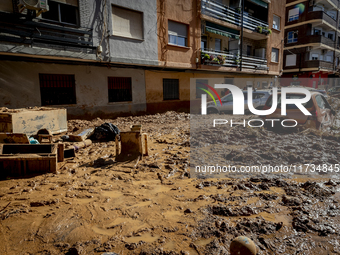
[[289, 8, 299, 18], [112, 6, 143, 39], [286, 55, 296, 66], [168, 20, 187, 37]]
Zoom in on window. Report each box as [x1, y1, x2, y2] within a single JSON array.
[[315, 95, 326, 109], [163, 79, 179, 100], [247, 45, 252, 56], [312, 54, 318, 60], [39, 74, 76, 106], [271, 48, 279, 63], [196, 79, 208, 99], [168, 20, 188, 47], [112, 6, 143, 40], [215, 38, 221, 51], [41, 1, 79, 26], [326, 55, 332, 62], [273, 15, 280, 30], [314, 29, 321, 35], [201, 36, 207, 50], [108, 77, 132, 102], [288, 7, 299, 22], [287, 31, 298, 43], [328, 33, 334, 40], [286, 54, 297, 66]]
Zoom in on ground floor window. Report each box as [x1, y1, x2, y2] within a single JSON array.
[[163, 79, 179, 100], [108, 77, 132, 102], [39, 74, 76, 106]]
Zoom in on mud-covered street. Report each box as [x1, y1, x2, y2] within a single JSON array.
[[0, 110, 340, 255]]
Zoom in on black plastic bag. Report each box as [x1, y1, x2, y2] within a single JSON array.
[[92, 123, 120, 141]]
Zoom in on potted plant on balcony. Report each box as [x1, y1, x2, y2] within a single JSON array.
[[256, 26, 272, 35], [256, 26, 263, 34], [262, 27, 272, 35], [217, 55, 225, 65], [233, 55, 240, 66], [201, 52, 211, 64]]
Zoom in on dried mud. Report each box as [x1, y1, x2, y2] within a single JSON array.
[[0, 111, 339, 254]]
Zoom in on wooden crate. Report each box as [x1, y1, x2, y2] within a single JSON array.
[[0, 108, 67, 136], [0, 144, 58, 178]]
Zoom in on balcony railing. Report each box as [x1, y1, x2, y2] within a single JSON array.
[[307, 11, 337, 28], [201, 49, 268, 70], [301, 60, 334, 70], [0, 12, 95, 53], [201, 0, 268, 32], [291, 34, 336, 48]]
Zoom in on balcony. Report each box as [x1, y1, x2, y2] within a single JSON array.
[[306, 11, 337, 28], [290, 34, 336, 48], [301, 60, 334, 70], [0, 12, 95, 53], [287, 0, 339, 8], [201, 0, 269, 33], [201, 49, 268, 70]]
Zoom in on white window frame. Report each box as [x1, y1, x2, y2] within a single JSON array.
[[287, 31, 297, 43], [271, 48, 279, 63], [312, 54, 319, 60], [168, 20, 188, 47], [273, 15, 280, 30], [288, 7, 299, 22]]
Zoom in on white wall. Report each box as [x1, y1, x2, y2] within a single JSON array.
[[0, 61, 147, 119]]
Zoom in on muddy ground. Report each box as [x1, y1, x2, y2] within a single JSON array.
[[0, 110, 339, 255]]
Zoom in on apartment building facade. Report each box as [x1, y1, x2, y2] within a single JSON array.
[[282, 0, 340, 88], [146, 0, 286, 113], [0, 0, 157, 118], [0, 0, 285, 117]]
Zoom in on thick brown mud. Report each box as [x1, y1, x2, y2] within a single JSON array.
[[0, 110, 339, 254]]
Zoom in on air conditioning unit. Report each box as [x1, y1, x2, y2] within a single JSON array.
[[18, 0, 49, 16]]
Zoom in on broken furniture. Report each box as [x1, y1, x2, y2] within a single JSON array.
[[0, 108, 67, 136], [64, 139, 92, 159], [0, 144, 58, 178], [69, 128, 95, 142], [37, 129, 53, 144], [115, 125, 148, 160], [0, 133, 30, 144]]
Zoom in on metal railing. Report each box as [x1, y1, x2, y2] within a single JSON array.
[[0, 12, 95, 52], [201, 49, 268, 70], [201, 0, 268, 32]]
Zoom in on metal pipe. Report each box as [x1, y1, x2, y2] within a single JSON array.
[[240, 0, 244, 71]]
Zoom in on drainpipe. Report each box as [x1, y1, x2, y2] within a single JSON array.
[[240, 0, 245, 71], [333, 2, 339, 74]]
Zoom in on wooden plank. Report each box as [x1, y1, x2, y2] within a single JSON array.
[[0, 133, 29, 144], [69, 128, 94, 142], [58, 143, 64, 162]]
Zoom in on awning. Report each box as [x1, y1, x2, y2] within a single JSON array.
[[205, 21, 240, 39], [248, 0, 268, 8]]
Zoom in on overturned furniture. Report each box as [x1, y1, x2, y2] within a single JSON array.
[[115, 125, 148, 164], [0, 144, 58, 178], [0, 108, 67, 136]]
